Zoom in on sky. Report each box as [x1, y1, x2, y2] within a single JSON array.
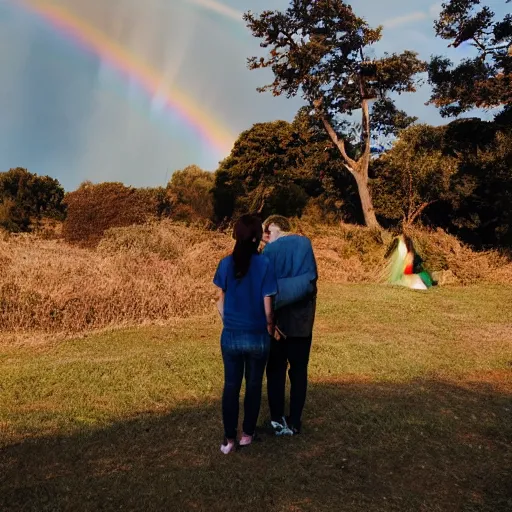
[[0, 0, 507, 191]]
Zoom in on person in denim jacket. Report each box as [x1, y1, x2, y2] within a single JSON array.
[[262, 215, 318, 436]]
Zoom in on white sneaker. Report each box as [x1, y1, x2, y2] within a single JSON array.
[[270, 417, 294, 436], [220, 438, 235, 454]]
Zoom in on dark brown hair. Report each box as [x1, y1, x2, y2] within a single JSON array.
[[232, 214, 263, 279]]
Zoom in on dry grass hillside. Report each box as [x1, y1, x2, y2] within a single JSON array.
[[1, 220, 511, 341]]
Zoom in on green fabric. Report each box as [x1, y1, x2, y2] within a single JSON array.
[[418, 270, 433, 288]]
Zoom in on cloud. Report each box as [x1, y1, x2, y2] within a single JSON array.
[[185, 0, 243, 23], [382, 2, 444, 29], [382, 11, 428, 29]]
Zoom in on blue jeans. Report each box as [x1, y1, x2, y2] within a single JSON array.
[[221, 329, 270, 439]]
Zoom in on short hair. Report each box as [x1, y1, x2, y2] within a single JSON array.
[[263, 215, 291, 232]]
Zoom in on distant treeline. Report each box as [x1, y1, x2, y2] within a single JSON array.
[[1, 114, 510, 249]]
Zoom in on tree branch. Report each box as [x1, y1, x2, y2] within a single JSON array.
[[281, 27, 300, 51], [408, 201, 436, 225], [472, 36, 487, 53], [319, 116, 357, 171]]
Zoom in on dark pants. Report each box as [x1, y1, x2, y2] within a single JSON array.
[[266, 335, 312, 427], [221, 329, 270, 439]]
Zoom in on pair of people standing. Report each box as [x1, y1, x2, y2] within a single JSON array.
[[213, 214, 317, 454]]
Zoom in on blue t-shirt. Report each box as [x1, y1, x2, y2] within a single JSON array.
[[213, 254, 277, 333]]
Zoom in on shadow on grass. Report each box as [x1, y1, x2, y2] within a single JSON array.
[[1, 379, 511, 512]]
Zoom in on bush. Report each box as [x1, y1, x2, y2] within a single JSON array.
[[98, 222, 181, 260], [63, 182, 163, 247], [1, 221, 510, 339], [166, 166, 214, 225], [0, 168, 66, 232]]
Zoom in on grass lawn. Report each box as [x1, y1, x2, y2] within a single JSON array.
[[1, 284, 511, 511]]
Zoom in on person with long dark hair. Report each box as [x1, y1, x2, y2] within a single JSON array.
[[213, 214, 277, 454]]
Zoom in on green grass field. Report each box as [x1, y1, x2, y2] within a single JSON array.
[[1, 284, 511, 511]]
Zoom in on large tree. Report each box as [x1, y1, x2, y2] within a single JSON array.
[[428, 0, 512, 118], [244, 0, 425, 228], [440, 120, 512, 248], [373, 119, 512, 247]]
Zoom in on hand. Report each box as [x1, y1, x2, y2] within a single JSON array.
[[273, 326, 287, 341], [267, 321, 275, 336]]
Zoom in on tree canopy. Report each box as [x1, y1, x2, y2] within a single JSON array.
[[372, 125, 458, 227], [372, 118, 512, 248], [428, 0, 512, 117], [212, 119, 319, 221], [166, 165, 214, 223]]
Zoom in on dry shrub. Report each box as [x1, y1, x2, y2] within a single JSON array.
[[488, 260, 512, 284], [1, 221, 510, 340], [407, 227, 510, 285], [33, 218, 63, 240], [0, 222, 232, 337], [300, 196, 344, 226], [63, 182, 161, 247], [98, 223, 181, 260], [296, 221, 387, 283]]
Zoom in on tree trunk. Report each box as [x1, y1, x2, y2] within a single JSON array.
[[320, 114, 381, 229], [353, 169, 380, 229]]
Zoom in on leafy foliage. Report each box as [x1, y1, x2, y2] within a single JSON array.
[[372, 125, 458, 227], [166, 165, 214, 224], [0, 168, 65, 232], [212, 119, 320, 221], [373, 118, 512, 248], [445, 127, 512, 247], [371, 98, 418, 137], [245, 2, 423, 118], [428, 0, 512, 117]]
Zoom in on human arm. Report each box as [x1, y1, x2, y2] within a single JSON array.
[[213, 259, 227, 322], [274, 272, 317, 310], [262, 257, 278, 336], [216, 288, 225, 322], [264, 295, 274, 336]]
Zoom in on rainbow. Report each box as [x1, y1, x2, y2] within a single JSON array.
[[16, 0, 235, 156]]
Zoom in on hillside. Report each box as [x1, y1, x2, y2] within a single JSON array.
[[1, 221, 511, 341]]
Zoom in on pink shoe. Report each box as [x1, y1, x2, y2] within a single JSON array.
[[220, 438, 235, 454], [239, 433, 253, 446]]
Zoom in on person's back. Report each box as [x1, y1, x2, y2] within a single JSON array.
[[263, 234, 317, 337], [263, 234, 316, 279], [215, 253, 276, 333]]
